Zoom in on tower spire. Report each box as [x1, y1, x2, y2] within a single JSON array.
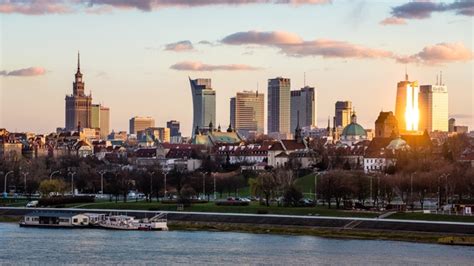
[[77, 51, 81, 73], [405, 64, 408, 81]]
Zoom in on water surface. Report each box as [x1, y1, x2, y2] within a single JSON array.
[[1, 223, 473, 265]]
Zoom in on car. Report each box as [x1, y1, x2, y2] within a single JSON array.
[[26, 200, 39, 208]]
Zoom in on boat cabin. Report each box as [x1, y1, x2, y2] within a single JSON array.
[[23, 212, 90, 227]]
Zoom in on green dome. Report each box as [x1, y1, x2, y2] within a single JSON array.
[[341, 123, 366, 137]]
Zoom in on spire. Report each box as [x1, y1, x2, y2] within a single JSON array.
[[405, 65, 408, 81], [295, 111, 302, 143], [227, 123, 233, 133], [77, 51, 81, 73], [440, 71, 443, 85]]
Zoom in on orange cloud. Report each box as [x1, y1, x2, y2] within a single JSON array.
[[0, 0, 72, 15], [170, 61, 262, 71], [0, 67, 46, 77], [397, 42, 473, 65], [221, 30, 392, 59], [379, 17, 407, 26]]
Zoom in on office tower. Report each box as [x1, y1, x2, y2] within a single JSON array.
[[335, 101, 352, 128], [231, 91, 265, 137], [449, 118, 456, 133], [189, 77, 216, 136], [91, 104, 101, 128], [99, 106, 110, 139], [375, 111, 399, 138], [230, 97, 236, 129], [291, 86, 316, 131], [268, 77, 291, 135], [129, 116, 155, 134], [65, 52, 92, 131], [395, 73, 420, 133], [419, 82, 448, 132], [166, 120, 181, 137], [145, 127, 170, 143]]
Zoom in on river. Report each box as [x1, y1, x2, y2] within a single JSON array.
[[1, 223, 473, 265]]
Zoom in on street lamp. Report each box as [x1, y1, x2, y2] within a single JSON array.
[[98, 170, 106, 195], [49, 170, 60, 180], [164, 172, 167, 199], [150, 171, 155, 202], [69, 172, 76, 196], [213, 173, 216, 201], [3, 171, 14, 194], [21, 171, 29, 195]]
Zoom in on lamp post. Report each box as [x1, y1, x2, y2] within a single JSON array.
[[202, 173, 206, 198], [150, 171, 155, 202], [164, 172, 167, 199], [213, 173, 216, 201], [49, 170, 60, 180], [314, 172, 319, 205], [4, 171, 14, 194], [21, 172, 29, 195], [99, 170, 106, 195], [69, 172, 76, 196]]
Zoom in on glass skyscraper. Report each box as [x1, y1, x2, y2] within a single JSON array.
[[267, 77, 290, 135], [189, 78, 216, 136], [291, 86, 316, 131]]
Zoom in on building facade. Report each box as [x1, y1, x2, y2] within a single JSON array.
[[231, 91, 264, 137], [189, 78, 216, 136], [375, 111, 399, 138], [291, 86, 316, 131], [419, 84, 448, 132], [335, 101, 352, 128], [65, 53, 92, 131], [99, 106, 110, 139], [166, 120, 181, 137], [395, 74, 420, 133], [268, 77, 291, 135], [129, 116, 155, 134]]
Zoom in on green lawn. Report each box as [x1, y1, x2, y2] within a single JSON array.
[[388, 212, 474, 223], [71, 201, 379, 218], [294, 173, 317, 195]]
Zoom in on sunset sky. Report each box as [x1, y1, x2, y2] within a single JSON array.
[[1, 0, 472, 136]]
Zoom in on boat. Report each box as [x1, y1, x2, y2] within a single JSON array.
[[19, 211, 91, 228], [99, 213, 168, 231]]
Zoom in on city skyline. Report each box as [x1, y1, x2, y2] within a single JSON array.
[[1, 1, 472, 135]]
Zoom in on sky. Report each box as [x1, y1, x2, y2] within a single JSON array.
[[0, 0, 473, 137]]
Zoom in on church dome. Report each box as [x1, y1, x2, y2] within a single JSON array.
[[386, 137, 409, 150], [342, 123, 366, 137]]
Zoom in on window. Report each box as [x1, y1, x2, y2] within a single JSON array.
[[73, 218, 78, 223]]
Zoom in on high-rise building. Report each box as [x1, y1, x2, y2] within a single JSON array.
[[335, 101, 352, 128], [99, 106, 110, 139], [145, 127, 170, 143], [291, 86, 316, 131], [449, 118, 456, 133], [268, 77, 291, 135], [419, 83, 448, 132], [230, 97, 236, 129], [129, 116, 155, 134], [230, 91, 265, 137], [375, 111, 399, 138], [65, 52, 92, 131], [395, 73, 420, 133], [189, 78, 216, 136], [166, 120, 181, 137], [91, 104, 101, 129]]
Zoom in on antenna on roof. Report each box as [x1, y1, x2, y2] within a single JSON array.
[[304, 72, 306, 87], [436, 73, 439, 85], [405, 64, 408, 81], [440, 71, 443, 85]]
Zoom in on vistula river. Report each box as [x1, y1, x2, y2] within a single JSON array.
[[1, 223, 473, 265]]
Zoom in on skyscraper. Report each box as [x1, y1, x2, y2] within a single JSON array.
[[189, 77, 216, 136], [129, 116, 155, 134], [91, 104, 101, 129], [65, 52, 92, 131], [395, 73, 420, 133], [99, 106, 110, 139], [268, 77, 290, 135], [291, 86, 316, 131], [231, 91, 265, 137], [419, 82, 448, 132], [335, 101, 352, 128], [230, 97, 236, 129], [166, 120, 181, 137]]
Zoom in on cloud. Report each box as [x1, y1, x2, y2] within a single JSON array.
[[221, 30, 392, 59], [0, 0, 331, 15], [170, 61, 262, 71], [0, 67, 46, 77], [164, 40, 194, 52], [389, 0, 474, 20], [379, 16, 407, 26], [397, 42, 473, 65], [0, 0, 72, 15]]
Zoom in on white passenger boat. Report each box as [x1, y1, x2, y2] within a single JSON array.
[[99, 213, 168, 231]]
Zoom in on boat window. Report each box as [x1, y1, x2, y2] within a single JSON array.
[[59, 218, 69, 223], [83, 218, 88, 223], [73, 218, 78, 223]]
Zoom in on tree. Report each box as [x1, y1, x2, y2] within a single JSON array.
[[38, 179, 66, 197], [251, 172, 280, 207], [282, 185, 303, 207]]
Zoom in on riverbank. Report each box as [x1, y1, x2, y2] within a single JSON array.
[[1, 213, 473, 246]]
